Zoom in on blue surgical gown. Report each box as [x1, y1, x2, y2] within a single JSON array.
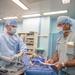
[[0, 32, 27, 66]]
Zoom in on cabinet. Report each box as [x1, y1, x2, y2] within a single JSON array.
[[18, 32, 38, 54]]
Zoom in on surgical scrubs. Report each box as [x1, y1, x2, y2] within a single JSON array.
[[57, 32, 75, 75], [0, 32, 27, 67]]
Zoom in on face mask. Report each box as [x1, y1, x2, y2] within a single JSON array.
[[9, 27, 17, 34], [57, 27, 63, 33]]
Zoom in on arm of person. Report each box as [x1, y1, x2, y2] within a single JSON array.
[[64, 59, 75, 67], [45, 50, 59, 63], [54, 59, 75, 70], [12, 36, 27, 60], [52, 50, 59, 63], [0, 55, 13, 63], [18, 37, 27, 56]]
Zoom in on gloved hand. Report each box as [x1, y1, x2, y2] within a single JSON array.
[[12, 52, 23, 60], [0, 55, 13, 63]]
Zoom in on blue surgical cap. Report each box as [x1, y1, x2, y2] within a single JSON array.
[[57, 16, 72, 26], [5, 19, 17, 27]]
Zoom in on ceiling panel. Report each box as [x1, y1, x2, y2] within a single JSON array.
[[0, 0, 75, 23]]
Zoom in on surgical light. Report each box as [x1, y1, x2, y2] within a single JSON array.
[[22, 14, 41, 18], [12, 0, 28, 10], [43, 10, 68, 15], [3, 16, 18, 20]]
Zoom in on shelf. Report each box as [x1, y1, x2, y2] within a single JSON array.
[[26, 43, 34, 45], [18, 32, 38, 54], [26, 37, 34, 39]]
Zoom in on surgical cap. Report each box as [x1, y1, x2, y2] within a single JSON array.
[[57, 16, 72, 26], [5, 19, 17, 27]]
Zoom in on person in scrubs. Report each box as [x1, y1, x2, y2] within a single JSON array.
[[0, 19, 27, 75], [45, 16, 75, 75]]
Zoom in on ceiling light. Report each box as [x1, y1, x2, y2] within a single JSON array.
[[62, 0, 70, 4], [43, 10, 68, 15], [12, 0, 28, 10], [22, 14, 41, 18], [3, 16, 18, 20]]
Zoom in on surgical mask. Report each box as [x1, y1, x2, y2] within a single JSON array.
[[57, 27, 63, 33], [9, 27, 17, 34]]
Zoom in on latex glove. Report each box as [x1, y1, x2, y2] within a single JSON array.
[[0, 55, 13, 63], [12, 52, 23, 60]]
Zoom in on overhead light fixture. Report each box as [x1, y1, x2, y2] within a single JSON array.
[[12, 0, 28, 10], [62, 0, 70, 4], [43, 10, 68, 15], [22, 14, 41, 18], [3, 16, 18, 20]]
